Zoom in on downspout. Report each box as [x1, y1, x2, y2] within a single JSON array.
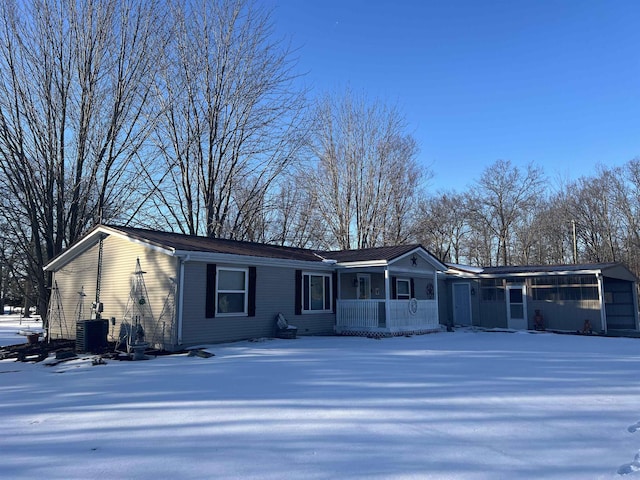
[[596, 272, 606, 334], [176, 254, 190, 346]]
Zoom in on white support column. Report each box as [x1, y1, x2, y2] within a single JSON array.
[[596, 273, 607, 334], [433, 271, 440, 325], [336, 271, 342, 329], [384, 267, 391, 328], [633, 280, 640, 331]]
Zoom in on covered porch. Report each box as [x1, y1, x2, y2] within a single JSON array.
[[327, 245, 445, 336]]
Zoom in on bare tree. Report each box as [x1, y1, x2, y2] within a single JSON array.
[[0, 0, 163, 323], [413, 192, 469, 263], [469, 160, 545, 265], [602, 159, 640, 274], [305, 90, 424, 250], [266, 172, 329, 248], [148, 0, 307, 239], [566, 166, 625, 263]]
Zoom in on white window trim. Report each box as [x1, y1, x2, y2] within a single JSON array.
[[396, 278, 411, 300], [302, 272, 333, 313], [216, 266, 248, 317]]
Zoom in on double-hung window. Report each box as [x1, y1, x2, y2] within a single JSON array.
[[396, 278, 411, 300], [216, 267, 248, 315], [303, 273, 332, 312]]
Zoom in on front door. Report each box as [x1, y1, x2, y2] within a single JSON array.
[[357, 274, 371, 300], [453, 283, 472, 326], [506, 285, 527, 330]]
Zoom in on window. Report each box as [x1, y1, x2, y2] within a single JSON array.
[[216, 267, 248, 315], [530, 275, 599, 302], [480, 278, 505, 302], [303, 273, 332, 312], [396, 279, 411, 300]]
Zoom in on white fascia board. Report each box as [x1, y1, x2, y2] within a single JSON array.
[[447, 263, 484, 274], [477, 269, 602, 279], [389, 266, 438, 275], [44, 225, 175, 271], [173, 250, 335, 271], [335, 260, 389, 269], [444, 270, 478, 278]]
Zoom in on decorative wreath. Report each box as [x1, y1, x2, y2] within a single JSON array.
[[408, 298, 418, 315]]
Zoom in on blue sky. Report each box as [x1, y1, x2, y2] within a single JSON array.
[[265, 0, 640, 192]]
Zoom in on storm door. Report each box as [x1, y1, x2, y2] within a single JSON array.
[[506, 285, 527, 330]]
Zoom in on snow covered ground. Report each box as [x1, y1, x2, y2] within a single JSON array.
[[0, 313, 43, 345], [1, 314, 640, 479]]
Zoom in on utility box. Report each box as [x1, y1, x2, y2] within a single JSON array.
[[76, 319, 109, 353]]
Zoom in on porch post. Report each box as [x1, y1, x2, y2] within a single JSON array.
[[596, 273, 607, 334], [633, 278, 640, 331], [384, 266, 391, 327], [433, 271, 439, 324]]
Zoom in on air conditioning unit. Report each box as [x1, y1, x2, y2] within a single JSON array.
[[76, 319, 109, 353]]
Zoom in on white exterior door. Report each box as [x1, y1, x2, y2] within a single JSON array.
[[453, 283, 472, 326], [357, 274, 371, 300], [506, 285, 527, 330]]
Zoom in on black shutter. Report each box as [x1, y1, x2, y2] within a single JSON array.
[[391, 276, 397, 299], [205, 264, 216, 318], [410, 278, 415, 298], [248, 267, 257, 317], [332, 271, 338, 313], [295, 270, 302, 315]]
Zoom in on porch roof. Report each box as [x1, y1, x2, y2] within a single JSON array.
[[320, 244, 447, 270]]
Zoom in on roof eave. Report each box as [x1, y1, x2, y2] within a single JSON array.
[[173, 250, 333, 269], [44, 225, 175, 271]]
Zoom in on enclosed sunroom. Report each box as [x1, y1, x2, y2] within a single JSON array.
[[444, 263, 639, 334]]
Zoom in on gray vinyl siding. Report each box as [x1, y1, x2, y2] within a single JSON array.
[[50, 235, 177, 349], [339, 272, 385, 300], [393, 254, 435, 270], [411, 276, 436, 301], [437, 277, 451, 326], [180, 262, 335, 346], [478, 301, 508, 329], [527, 300, 600, 331]]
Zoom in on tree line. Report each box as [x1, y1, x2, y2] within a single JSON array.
[[0, 0, 637, 320]]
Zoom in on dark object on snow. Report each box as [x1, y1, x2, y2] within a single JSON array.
[[581, 319, 594, 335], [275, 313, 297, 339], [534, 310, 545, 331], [0, 339, 75, 362], [56, 350, 77, 360], [187, 349, 215, 358]]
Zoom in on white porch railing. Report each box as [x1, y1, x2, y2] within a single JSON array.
[[337, 300, 381, 328], [388, 299, 439, 330], [336, 299, 439, 331]]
